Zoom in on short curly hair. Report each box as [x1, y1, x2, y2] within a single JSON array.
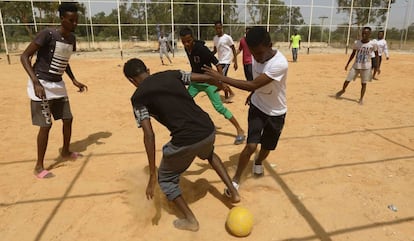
[[58, 2, 78, 18], [123, 58, 148, 79], [246, 26, 271, 48]]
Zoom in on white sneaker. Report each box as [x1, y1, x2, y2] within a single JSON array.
[[224, 181, 239, 198], [253, 163, 264, 176]]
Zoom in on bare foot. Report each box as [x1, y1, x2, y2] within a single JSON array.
[[173, 218, 199, 232], [358, 99, 364, 105]]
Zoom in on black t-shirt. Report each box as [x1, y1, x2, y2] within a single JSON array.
[[131, 70, 215, 147], [185, 40, 219, 74], [33, 28, 76, 82]]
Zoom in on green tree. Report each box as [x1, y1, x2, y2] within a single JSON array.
[[0, 1, 36, 40], [337, 0, 395, 27], [0, 1, 86, 40]]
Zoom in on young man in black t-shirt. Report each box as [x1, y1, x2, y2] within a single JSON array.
[[21, 3, 88, 179], [123, 58, 240, 232], [179, 27, 245, 145]]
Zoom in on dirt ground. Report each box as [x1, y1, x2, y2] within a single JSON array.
[[0, 48, 413, 241]]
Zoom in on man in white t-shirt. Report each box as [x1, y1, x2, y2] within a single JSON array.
[[158, 32, 173, 65], [336, 26, 378, 105], [371, 30, 389, 80], [212, 21, 237, 103], [203, 26, 288, 195]]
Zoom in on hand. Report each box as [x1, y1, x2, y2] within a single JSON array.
[[202, 65, 222, 80], [233, 62, 238, 71], [73, 79, 88, 93], [221, 83, 230, 93], [344, 65, 348, 71], [33, 82, 46, 99], [146, 174, 156, 200]]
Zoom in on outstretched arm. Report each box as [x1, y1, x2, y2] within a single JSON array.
[[202, 65, 273, 92], [190, 72, 224, 91]]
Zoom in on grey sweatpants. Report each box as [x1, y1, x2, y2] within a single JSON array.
[[158, 132, 215, 201]]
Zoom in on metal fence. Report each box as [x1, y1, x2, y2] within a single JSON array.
[[1, 0, 413, 62]]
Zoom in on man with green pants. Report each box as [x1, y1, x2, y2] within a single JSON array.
[[179, 27, 245, 145]]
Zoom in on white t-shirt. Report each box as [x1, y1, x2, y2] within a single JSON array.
[[376, 39, 389, 57], [352, 40, 378, 70], [213, 33, 234, 64], [159, 36, 168, 50], [251, 50, 288, 116]]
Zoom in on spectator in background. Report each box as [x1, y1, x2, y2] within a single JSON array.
[[371, 30, 390, 80], [288, 30, 301, 62], [236, 27, 253, 81]]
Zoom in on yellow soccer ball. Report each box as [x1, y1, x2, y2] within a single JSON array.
[[226, 206, 254, 237]]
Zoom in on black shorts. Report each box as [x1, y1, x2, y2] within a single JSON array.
[[30, 97, 72, 127], [247, 104, 285, 150]]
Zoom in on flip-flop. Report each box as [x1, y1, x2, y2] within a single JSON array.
[[35, 170, 55, 179], [224, 181, 239, 198], [234, 135, 245, 145], [63, 152, 83, 160], [70, 152, 83, 159]]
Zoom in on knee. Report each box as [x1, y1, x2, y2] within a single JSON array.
[[158, 172, 181, 201], [62, 118, 73, 125], [158, 179, 181, 201], [213, 104, 231, 118], [39, 126, 52, 133], [242, 143, 257, 155]]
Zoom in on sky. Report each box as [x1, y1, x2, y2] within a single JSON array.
[[83, 0, 413, 29]]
